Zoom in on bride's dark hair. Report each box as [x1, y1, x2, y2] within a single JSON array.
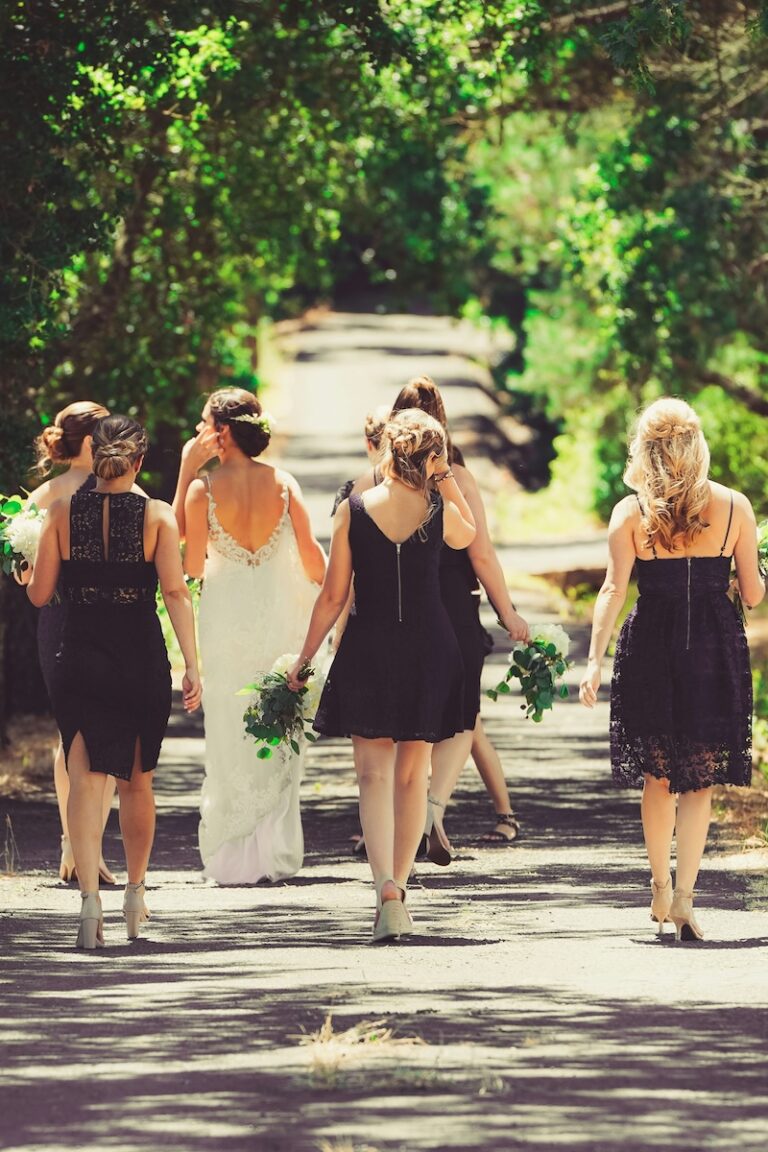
[[207, 388, 271, 458]]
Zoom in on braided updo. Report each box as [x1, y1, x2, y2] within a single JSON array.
[[207, 387, 271, 458], [380, 408, 447, 493], [34, 401, 110, 473], [91, 415, 149, 481]]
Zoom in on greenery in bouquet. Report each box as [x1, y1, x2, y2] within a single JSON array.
[[732, 520, 768, 626], [239, 654, 319, 760], [487, 623, 571, 723], [0, 494, 46, 576]]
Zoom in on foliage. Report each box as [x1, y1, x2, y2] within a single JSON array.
[[487, 623, 571, 722], [240, 660, 317, 758]]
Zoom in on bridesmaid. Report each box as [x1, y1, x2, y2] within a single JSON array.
[[21, 402, 117, 884], [28, 415, 201, 947], [579, 398, 764, 940], [353, 377, 529, 857], [288, 409, 476, 942]]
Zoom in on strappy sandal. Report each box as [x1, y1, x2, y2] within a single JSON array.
[[480, 812, 520, 845]]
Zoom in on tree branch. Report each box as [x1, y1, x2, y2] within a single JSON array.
[[673, 358, 768, 417], [542, 2, 631, 32]]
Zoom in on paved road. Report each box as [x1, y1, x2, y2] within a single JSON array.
[[1, 312, 767, 1152]]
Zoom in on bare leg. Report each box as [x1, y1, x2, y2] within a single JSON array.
[[56, 738, 117, 881], [115, 742, 155, 884], [471, 718, 518, 840], [352, 736, 395, 893], [393, 740, 431, 891], [674, 787, 712, 893], [426, 729, 474, 850], [640, 774, 676, 885], [66, 733, 108, 894]]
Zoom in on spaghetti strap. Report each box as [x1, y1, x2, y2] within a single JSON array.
[[720, 491, 734, 556]]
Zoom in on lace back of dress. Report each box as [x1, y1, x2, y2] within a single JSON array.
[[69, 491, 152, 606]]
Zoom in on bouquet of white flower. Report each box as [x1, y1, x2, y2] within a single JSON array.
[[0, 494, 46, 576], [487, 623, 571, 722], [239, 654, 319, 759]]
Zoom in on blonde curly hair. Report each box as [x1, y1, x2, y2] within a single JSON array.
[[380, 408, 446, 494], [623, 397, 711, 552]]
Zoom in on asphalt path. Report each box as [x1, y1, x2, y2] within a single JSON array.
[[1, 312, 766, 1152]]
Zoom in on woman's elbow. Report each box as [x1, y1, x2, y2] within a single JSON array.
[[743, 578, 766, 609], [27, 583, 50, 608]]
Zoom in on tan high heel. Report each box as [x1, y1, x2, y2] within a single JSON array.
[[123, 881, 148, 940], [422, 796, 451, 866], [372, 879, 412, 943], [650, 877, 673, 935], [98, 857, 117, 886], [76, 892, 104, 949], [59, 835, 77, 883], [670, 888, 704, 942]]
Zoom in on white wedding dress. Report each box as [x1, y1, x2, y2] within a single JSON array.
[[197, 480, 317, 884]]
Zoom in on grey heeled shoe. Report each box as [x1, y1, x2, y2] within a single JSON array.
[[670, 888, 704, 942], [76, 892, 104, 950], [650, 877, 673, 936], [123, 881, 148, 940], [372, 879, 412, 943]]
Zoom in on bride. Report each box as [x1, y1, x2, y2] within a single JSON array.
[[174, 388, 326, 883]]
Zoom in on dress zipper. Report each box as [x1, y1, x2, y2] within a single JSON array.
[[686, 556, 691, 651], [396, 543, 402, 623]]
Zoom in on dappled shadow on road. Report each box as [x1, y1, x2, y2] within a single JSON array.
[[3, 915, 768, 1152]]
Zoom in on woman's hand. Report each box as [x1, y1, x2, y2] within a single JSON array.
[[181, 426, 220, 473], [182, 668, 203, 712], [579, 659, 602, 709], [505, 610, 529, 644], [286, 659, 310, 693]]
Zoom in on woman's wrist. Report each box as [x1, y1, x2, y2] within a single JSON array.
[[434, 469, 454, 484]]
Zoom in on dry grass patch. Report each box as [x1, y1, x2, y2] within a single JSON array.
[[0, 714, 58, 800], [298, 1013, 427, 1086]]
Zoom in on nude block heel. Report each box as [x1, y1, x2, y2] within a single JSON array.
[[76, 892, 104, 950], [123, 881, 147, 940]]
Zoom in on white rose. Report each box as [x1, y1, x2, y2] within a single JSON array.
[[530, 622, 571, 659], [5, 508, 46, 564]]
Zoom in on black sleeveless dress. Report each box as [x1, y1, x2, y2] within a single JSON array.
[[610, 497, 752, 794], [439, 545, 487, 731], [314, 492, 465, 742], [50, 490, 172, 780], [37, 473, 97, 699]]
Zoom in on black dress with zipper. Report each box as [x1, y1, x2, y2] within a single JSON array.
[[314, 491, 465, 742], [610, 495, 752, 793]]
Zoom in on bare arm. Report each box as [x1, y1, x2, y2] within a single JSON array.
[[732, 494, 765, 609], [26, 502, 63, 607], [284, 473, 327, 585], [153, 504, 201, 712], [579, 498, 637, 708], [183, 479, 209, 579], [438, 470, 476, 550], [456, 465, 529, 642], [172, 428, 219, 538], [287, 500, 353, 687]]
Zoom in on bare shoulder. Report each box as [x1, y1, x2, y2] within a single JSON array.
[[186, 476, 209, 503], [27, 478, 54, 508], [610, 494, 640, 529], [451, 461, 478, 495], [45, 495, 70, 524], [147, 498, 177, 529], [332, 498, 351, 528], [275, 467, 300, 495]]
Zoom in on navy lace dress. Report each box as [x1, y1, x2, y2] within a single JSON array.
[[50, 490, 172, 780], [314, 491, 465, 742], [610, 496, 752, 793]]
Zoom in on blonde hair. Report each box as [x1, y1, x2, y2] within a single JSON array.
[[92, 415, 148, 481], [391, 375, 458, 464], [380, 408, 446, 494], [624, 398, 711, 552], [364, 405, 390, 451], [35, 401, 110, 473]]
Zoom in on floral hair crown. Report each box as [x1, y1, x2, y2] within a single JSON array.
[[230, 412, 273, 434]]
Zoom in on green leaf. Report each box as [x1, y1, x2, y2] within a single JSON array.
[[496, 681, 511, 695], [486, 689, 498, 702], [257, 747, 273, 759], [1, 499, 23, 515], [290, 739, 300, 755], [559, 685, 569, 698]]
